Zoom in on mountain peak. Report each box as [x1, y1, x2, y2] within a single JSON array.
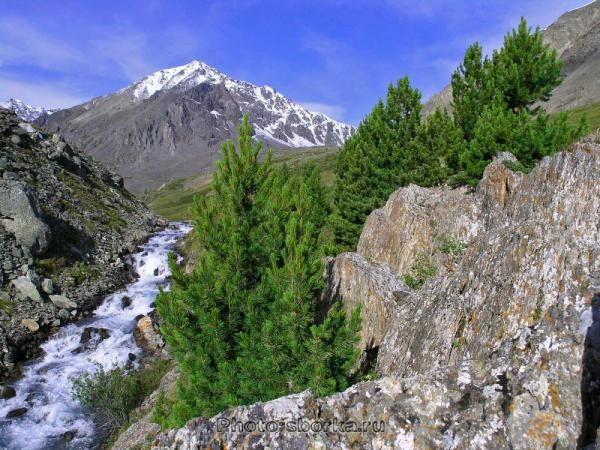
[[130, 60, 228, 100], [0, 98, 57, 122]]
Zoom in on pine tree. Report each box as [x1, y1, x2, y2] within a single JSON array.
[[451, 43, 494, 141], [157, 116, 360, 425], [331, 78, 422, 251], [410, 108, 466, 186], [452, 18, 585, 184], [493, 18, 563, 112]]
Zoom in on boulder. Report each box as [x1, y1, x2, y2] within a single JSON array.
[[134, 317, 164, 353], [40, 278, 54, 294], [322, 252, 410, 361], [21, 319, 39, 332], [11, 277, 41, 301], [0, 180, 50, 255], [49, 295, 76, 310], [0, 385, 16, 399], [121, 295, 132, 308], [79, 327, 111, 346], [6, 407, 27, 419]]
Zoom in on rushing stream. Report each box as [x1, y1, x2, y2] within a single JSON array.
[[0, 223, 191, 450]]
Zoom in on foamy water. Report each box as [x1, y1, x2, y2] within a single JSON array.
[[0, 223, 191, 450]]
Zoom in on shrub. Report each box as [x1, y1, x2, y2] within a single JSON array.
[[71, 359, 172, 438], [403, 255, 437, 289]]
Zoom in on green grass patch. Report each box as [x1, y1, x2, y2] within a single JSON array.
[[568, 101, 600, 132], [403, 255, 437, 289], [438, 237, 468, 257]]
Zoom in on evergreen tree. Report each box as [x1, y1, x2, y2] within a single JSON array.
[[493, 18, 563, 112], [331, 78, 422, 251], [410, 108, 466, 185], [451, 43, 494, 141], [156, 116, 360, 426]]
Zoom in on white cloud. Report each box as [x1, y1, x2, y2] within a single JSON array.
[[299, 102, 347, 121], [0, 76, 88, 109]]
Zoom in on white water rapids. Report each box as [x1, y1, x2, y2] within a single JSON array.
[[0, 223, 191, 450]]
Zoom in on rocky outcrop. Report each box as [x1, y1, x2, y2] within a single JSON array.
[[0, 108, 158, 381], [322, 253, 410, 366], [151, 135, 600, 449]]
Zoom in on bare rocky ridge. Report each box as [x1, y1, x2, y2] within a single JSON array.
[[147, 134, 600, 449], [0, 108, 158, 382], [422, 0, 600, 115], [35, 60, 354, 193]]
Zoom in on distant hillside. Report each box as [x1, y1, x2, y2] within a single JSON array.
[[422, 0, 600, 115], [145, 146, 339, 220], [36, 61, 354, 193]]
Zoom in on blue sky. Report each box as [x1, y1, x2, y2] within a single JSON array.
[[0, 0, 590, 125]]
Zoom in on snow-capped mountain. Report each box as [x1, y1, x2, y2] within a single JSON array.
[[0, 98, 57, 122], [37, 60, 354, 192], [126, 60, 353, 147]]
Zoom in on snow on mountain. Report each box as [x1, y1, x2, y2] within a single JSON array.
[[0, 98, 57, 122], [125, 60, 354, 147]]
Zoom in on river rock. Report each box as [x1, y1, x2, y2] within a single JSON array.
[[21, 319, 39, 332], [49, 295, 76, 310], [6, 407, 27, 419], [0, 385, 16, 399], [11, 277, 41, 302], [134, 316, 164, 353], [121, 295, 132, 308], [79, 327, 111, 346]]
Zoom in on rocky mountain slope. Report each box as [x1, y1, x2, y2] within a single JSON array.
[[423, 0, 600, 115], [0, 99, 57, 123], [35, 60, 354, 193], [0, 108, 158, 382], [139, 134, 599, 449]]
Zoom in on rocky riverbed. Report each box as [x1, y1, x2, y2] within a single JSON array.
[[0, 107, 159, 381], [0, 223, 190, 449]]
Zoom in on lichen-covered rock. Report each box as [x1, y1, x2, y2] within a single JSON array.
[[48, 294, 76, 310], [11, 277, 41, 302], [152, 140, 600, 449], [321, 252, 409, 363]]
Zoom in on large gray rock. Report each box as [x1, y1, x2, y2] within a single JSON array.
[[322, 253, 410, 361], [48, 295, 76, 310], [11, 277, 41, 302], [0, 181, 49, 255]]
